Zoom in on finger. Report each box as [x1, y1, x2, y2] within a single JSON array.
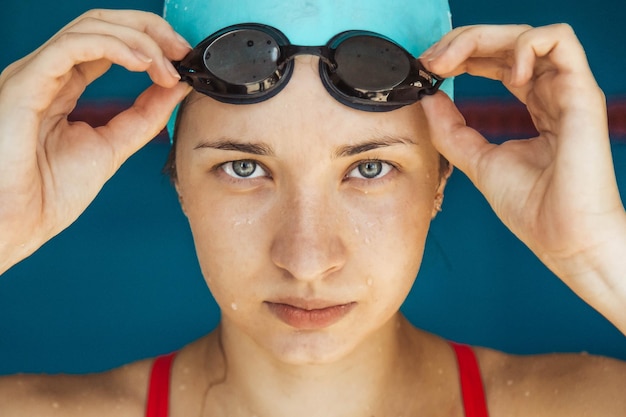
[[61, 17, 183, 87], [6, 32, 170, 114], [96, 82, 191, 170], [420, 92, 494, 182], [5, 10, 187, 88], [510, 24, 594, 88], [430, 56, 516, 84], [0, 33, 157, 170], [59, 9, 191, 59], [422, 25, 532, 76]]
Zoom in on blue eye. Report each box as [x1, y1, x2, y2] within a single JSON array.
[[347, 160, 393, 179], [221, 160, 268, 178]]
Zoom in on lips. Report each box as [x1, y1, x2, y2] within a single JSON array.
[[265, 300, 356, 330]]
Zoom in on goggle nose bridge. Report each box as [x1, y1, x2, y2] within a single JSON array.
[[281, 45, 336, 70]]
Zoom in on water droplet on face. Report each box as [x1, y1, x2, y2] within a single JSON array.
[[52, 402, 60, 409], [367, 278, 373, 286], [231, 302, 238, 311]]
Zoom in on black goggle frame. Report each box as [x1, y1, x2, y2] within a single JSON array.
[[173, 23, 444, 112]]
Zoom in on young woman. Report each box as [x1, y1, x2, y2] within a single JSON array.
[[0, 1, 625, 416]]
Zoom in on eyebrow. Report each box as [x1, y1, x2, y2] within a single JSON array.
[[194, 139, 274, 156], [193, 136, 416, 157], [333, 136, 416, 158]]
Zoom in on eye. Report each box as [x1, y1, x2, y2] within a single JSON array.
[[221, 160, 268, 179], [347, 160, 393, 179]]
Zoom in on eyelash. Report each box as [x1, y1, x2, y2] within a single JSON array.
[[216, 160, 271, 182], [215, 158, 396, 182], [345, 159, 396, 182]]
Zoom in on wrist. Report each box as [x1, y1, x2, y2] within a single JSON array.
[[546, 210, 626, 334]]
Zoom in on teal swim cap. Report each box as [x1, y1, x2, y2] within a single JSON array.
[[164, 0, 453, 139]]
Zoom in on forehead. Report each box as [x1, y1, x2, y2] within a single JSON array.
[[178, 83, 429, 151]]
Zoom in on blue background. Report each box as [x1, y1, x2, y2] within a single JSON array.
[[0, 0, 625, 374]]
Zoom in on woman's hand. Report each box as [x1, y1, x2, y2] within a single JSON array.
[[0, 9, 191, 274], [420, 24, 626, 333]]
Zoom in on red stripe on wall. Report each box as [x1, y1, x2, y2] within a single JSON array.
[[68, 99, 626, 143], [457, 98, 626, 142]]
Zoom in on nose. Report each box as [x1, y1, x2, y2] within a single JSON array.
[[270, 188, 347, 282]]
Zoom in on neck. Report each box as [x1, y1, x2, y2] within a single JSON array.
[[203, 313, 419, 417]]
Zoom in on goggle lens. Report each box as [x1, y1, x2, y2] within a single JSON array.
[[203, 29, 281, 85], [175, 24, 443, 110], [333, 35, 410, 91]]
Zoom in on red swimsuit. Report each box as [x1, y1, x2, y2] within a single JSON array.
[[145, 342, 489, 417]]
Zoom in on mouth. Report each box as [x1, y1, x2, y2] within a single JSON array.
[[265, 300, 357, 330]]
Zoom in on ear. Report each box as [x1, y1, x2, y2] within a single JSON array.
[[431, 161, 453, 219], [174, 182, 188, 217]]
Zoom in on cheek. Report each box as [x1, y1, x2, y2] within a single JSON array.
[[182, 189, 275, 301], [346, 185, 435, 288], [337, 189, 432, 333]]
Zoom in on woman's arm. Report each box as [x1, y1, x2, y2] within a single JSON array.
[[420, 24, 626, 334], [0, 9, 191, 275]]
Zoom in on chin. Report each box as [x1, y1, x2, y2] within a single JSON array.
[[263, 329, 361, 365]]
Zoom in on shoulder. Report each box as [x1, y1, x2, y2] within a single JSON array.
[[0, 357, 154, 417], [475, 346, 626, 417]]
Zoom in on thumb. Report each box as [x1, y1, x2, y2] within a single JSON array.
[[97, 82, 191, 170], [421, 92, 494, 184]]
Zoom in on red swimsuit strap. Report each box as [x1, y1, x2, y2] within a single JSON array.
[[145, 345, 487, 417], [145, 352, 177, 417], [450, 342, 490, 417]]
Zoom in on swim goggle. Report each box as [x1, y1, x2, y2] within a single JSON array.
[[173, 23, 445, 112]]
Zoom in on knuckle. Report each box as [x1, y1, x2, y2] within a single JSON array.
[[50, 31, 76, 47], [83, 8, 108, 20], [544, 23, 577, 40], [0, 61, 20, 84], [552, 22, 575, 35], [590, 85, 607, 107], [142, 11, 160, 20], [65, 16, 101, 33], [79, 16, 102, 26]]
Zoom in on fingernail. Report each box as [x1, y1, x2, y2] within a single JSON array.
[[428, 44, 448, 62], [164, 56, 181, 80], [420, 42, 439, 58], [175, 32, 192, 49], [133, 49, 153, 63]]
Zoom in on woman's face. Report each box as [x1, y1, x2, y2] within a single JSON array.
[[174, 56, 448, 365]]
